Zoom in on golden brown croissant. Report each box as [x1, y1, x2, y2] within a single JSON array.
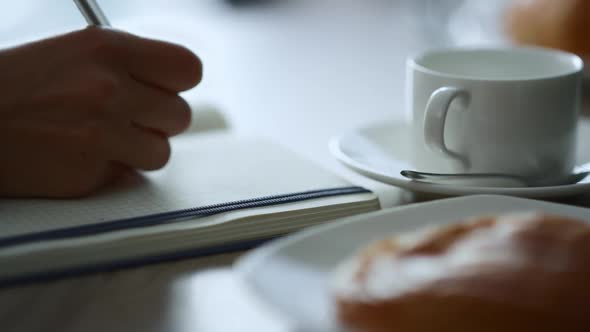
[[332, 214, 590, 332], [505, 0, 590, 56]]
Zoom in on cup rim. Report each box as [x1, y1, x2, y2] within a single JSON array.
[[408, 46, 584, 82]]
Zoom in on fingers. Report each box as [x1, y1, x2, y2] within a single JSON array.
[[120, 79, 192, 137], [0, 28, 201, 198], [72, 27, 203, 92], [100, 122, 172, 171], [121, 34, 203, 92], [36, 28, 201, 171]]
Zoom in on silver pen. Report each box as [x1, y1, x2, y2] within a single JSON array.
[[73, 0, 111, 27]]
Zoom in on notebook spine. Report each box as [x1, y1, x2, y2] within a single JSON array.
[[0, 186, 371, 248]]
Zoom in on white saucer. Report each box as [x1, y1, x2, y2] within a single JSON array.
[[330, 119, 590, 198]]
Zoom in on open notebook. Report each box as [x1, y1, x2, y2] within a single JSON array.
[[0, 129, 379, 285]]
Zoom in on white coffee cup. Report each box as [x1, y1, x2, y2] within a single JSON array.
[[406, 47, 583, 182]]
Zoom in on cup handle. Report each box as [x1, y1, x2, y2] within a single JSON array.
[[423, 87, 470, 168]]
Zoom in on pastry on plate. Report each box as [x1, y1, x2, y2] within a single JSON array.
[[331, 213, 590, 332], [505, 0, 590, 68]]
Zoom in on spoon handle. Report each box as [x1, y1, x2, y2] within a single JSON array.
[[401, 169, 589, 187], [400, 170, 529, 186]]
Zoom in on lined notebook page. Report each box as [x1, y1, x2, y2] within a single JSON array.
[[0, 134, 353, 238]]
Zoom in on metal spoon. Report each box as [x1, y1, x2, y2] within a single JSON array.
[[400, 169, 590, 188]]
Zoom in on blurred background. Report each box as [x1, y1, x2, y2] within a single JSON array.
[[1, 0, 581, 162]]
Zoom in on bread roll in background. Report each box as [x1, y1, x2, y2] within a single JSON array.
[[505, 0, 590, 59], [331, 214, 590, 332]]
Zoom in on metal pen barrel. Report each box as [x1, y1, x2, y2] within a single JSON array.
[[73, 0, 111, 27]]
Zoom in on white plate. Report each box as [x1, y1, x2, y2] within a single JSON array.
[[329, 119, 590, 198], [236, 195, 590, 332]]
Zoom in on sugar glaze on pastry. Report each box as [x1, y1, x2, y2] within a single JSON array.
[[332, 213, 590, 332]]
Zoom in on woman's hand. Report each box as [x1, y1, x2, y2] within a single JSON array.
[[0, 27, 202, 198]]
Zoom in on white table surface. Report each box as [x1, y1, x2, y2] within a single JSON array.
[[1, 1, 590, 331]]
